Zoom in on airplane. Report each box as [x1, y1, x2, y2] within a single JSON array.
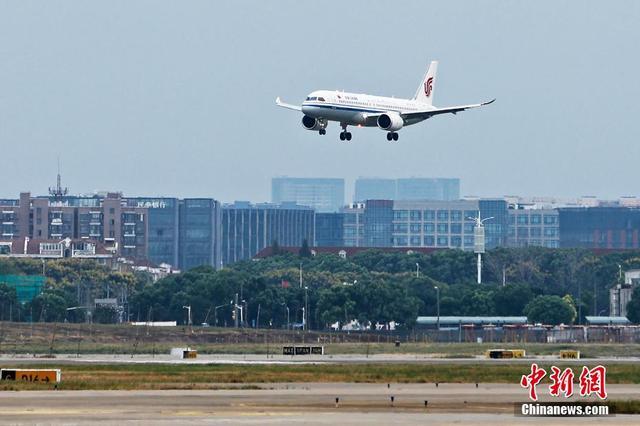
[[275, 61, 494, 141]]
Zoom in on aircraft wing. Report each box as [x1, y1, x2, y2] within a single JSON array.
[[401, 98, 495, 121], [275, 97, 302, 111]]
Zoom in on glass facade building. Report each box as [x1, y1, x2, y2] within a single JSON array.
[[126, 198, 179, 266], [222, 202, 314, 265], [178, 199, 222, 271], [355, 178, 460, 202], [354, 178, 397, 201], [479, 199, 509, 249], [558, 207, 640, 249], [314, 213, 344, 247], [271, 177, 344, 213], [363, 200, 394, 247]]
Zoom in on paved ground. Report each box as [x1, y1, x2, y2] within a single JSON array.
[[0, 384, 637, 425], [2, 353, 639, 365]]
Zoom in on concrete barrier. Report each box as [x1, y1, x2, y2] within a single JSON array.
[[1, 369, 61, 383]]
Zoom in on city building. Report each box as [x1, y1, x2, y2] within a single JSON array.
[[314, 213, 344, 247], [178, 198, 222, 271], [390, 200, 480, 249], [610, 284, 634, 317], [0, 188, 223, 271], [1, 192, 147, 260], [221, 202, 314, 265], [125, 198, 179, 267], [507, 207, 560, 248], [342, 203, 365, 247], [363, 200, 394, 247], [271, 177, 344, 213], [478, 199, 509, 249], [558, 207, 640, 249], [354, 177, 460, 202]]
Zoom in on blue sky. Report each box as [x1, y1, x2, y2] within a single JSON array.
[[1, 1, 639, 202]]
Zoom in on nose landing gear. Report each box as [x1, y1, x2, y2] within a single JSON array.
[[386, 132, 399, 141]]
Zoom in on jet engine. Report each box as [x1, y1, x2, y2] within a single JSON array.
[[301, 115, 327, 131], [377, 113, 404, 131]]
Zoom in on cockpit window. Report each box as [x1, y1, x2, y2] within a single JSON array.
[[317, 97, 325, 102], [306, 96, 317, 101]]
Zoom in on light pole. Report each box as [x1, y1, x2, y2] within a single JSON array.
[[182, 305, 192, 327], [281, 302, 290, 330], [304, 286, 309, 331], [434, 286, 440, 330], [468, 213, 493, 284], [214, 303, 227, 327], [415, 263, 420, 278]]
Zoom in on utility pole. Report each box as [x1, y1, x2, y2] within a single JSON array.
[[182, 305, 192, 331], [299, 262, 303, 288], [468, 212, 493, 284], [434, 286, 440, 330], [304, 286, 309, 331], [234, 293, 239, 328]]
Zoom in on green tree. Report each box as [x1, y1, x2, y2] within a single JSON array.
[[299, 239, 312, 258], [493, 283, 534, 316], [524, 295, 575, 325], [626, 286, 640, 324]]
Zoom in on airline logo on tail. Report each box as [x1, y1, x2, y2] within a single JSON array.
[[424, 77, 433, 97]]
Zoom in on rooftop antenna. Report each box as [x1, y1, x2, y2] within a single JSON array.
[[48, 157, 69, 200]]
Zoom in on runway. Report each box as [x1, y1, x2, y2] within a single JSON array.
[[0, 384, 637, 425]]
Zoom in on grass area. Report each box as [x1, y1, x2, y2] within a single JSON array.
[[1, 362, 639, 391]]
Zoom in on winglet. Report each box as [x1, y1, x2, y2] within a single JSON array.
[[482, 98, 496, 106], [275, 97, 302, 111]]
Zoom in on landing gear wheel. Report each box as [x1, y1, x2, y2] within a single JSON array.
[[386, 132, 393, 141], [392, 132, 399, 141], [339, 132, 345, 141], [319, 129, 326, 135], [345, 132, 352, 141]]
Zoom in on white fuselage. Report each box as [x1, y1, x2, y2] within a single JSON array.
[[301, 90, 435, 127]]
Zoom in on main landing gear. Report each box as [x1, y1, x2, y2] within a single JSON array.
[[318, 129, 326, 135], [386, 132, 399, 141], [339, 123, 352, 141]]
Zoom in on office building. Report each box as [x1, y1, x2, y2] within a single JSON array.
[[272, 177, 344, 213], [125, 198, 179, 267], [221, 202, 314, 265], [342, 203, 365, 247], [558, 207, 640, 249], [479, 199, 509, 249], [354, 177, 460, 202], [390, 200, 480, 249], [507, 208, 560, 248], [178, 199, 222, 271], [314, 213, 344, 247]]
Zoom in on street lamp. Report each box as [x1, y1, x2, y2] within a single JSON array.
[[182, 305, 192, 327], [281, 302, 290, 330], [304, 286, 309, 331], [415, 263, 420, 278], [214, 303, 227, 327], [434, 286, 440, 330]]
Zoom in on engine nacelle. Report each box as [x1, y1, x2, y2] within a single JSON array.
[[377, 113, 404, 131], [301, 115, 327, 131]]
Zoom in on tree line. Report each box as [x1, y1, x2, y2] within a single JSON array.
[[1, 247, 640, 327]]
